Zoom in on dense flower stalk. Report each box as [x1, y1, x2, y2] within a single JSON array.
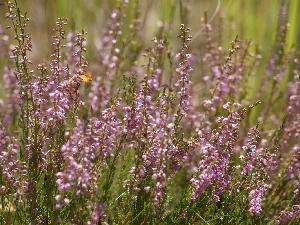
[[88, 0, 128, 113], [191, 102, 243, 202]]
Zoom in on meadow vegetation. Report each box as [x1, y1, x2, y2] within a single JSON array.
[[0, 0, 299, 224]]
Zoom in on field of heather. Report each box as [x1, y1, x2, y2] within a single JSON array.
[[0, 0, 299, 224]]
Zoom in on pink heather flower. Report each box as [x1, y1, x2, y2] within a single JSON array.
[[173, 25, 193, 118], [0, 134, 28, 205], [91, 203, 107, 223], [248, 182, 269, 216], [0, 25, 10, 58], [47, 89, 69, 121], [88, 1, 128, 113], [295, 188, 300, 204], [276, 205, 300, 224], [280, 70, 300, 152], [240, 127, 261, 176], [63, 198, 70, 204], [191, 103, 243, 202], [206, 36, 242, 107], [56, 98, 121, 203], [286, 144, 300, 181], [2, 67, 20, 127]]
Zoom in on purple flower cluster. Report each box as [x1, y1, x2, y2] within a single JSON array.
[[191, 102, 242, 202], [88, 1, 128, 113], [248, 181, 269, 216]]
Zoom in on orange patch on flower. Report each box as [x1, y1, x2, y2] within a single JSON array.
[[80, 73, 93, 82]]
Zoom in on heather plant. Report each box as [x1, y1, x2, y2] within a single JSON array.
[[0, 0, 299, 225]]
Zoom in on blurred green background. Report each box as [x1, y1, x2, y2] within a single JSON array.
[[0, 0, 298, 63]]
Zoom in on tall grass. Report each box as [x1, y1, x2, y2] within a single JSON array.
[[0, 0, 299, 224]]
